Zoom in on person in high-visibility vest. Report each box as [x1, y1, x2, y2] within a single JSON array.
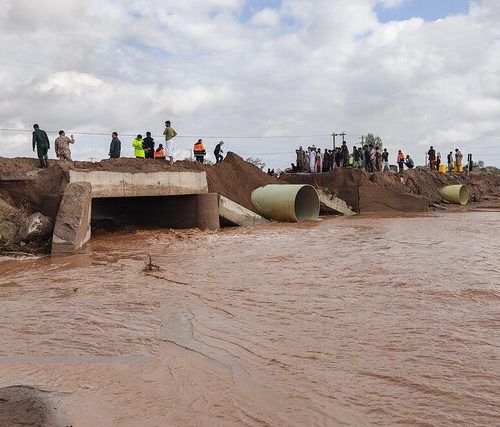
[[155, 144, 166, 159], [193, 139, 206, 163], [132, 134, 145, 158]]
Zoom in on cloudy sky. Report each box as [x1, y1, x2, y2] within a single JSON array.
[[1, 0, 499, 168]]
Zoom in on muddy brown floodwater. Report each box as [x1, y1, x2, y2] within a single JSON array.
[[0, 212, 499, 426]]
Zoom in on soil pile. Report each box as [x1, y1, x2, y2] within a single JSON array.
[[372, 168, 500, 204], [198, 153, 277, 212], [280, 167, 500, 210], [0, 386, 60, 427]]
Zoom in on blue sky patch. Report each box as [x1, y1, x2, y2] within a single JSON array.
[[124, 38, 171, 59], [240, 0, 281, 22], [376, 0, 470, 23]]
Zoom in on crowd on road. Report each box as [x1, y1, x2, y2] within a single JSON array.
[[31, 121, 225, 168], [292, 142, 411, 173], [291, 142, 465, 174]]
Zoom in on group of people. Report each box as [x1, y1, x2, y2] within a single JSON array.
[[427, 146, 464, 172], [192, 140, 224, 164], [128, 121, 177, 165], [32, 124, 75, 168], [31, 121, 226, 168], [293, 142, 409, 173], [292, 142, 467, 175]]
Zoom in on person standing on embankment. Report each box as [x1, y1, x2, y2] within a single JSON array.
[[132, 134, 145, 158], [163, 120, 177, 165], [109, 132, 121, 158], [32, 124, 50, 168], [214, 140, 224, 163], [54, 130, 75, 161], [142, 131, 155, 159], [193, 139, 206, 163], [455, 148, 463, 171]]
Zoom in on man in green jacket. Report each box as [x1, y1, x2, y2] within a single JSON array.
[[32, 124, 50, 168]]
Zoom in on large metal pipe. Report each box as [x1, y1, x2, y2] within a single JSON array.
[[440, 185, 470, 205], [251, 184, 320, 222]]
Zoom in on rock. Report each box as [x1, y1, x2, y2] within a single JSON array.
[[0, 197, 21, 246], [18, 212, 54, 241]]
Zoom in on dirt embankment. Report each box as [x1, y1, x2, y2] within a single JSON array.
[[1, 154, 499, 253], [279, 167, 500, 211]]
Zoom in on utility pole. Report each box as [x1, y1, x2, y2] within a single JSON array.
[[331, 131, 344, 149], [359, 135, 365, 145]]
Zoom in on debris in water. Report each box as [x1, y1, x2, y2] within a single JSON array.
[[143, 253, 160, 271]]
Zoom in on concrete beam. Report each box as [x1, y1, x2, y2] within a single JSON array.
[[219, 195, 269, 226], [317, 189, 356, 216], [68, 170, 208, 198], [51, 182, 92, 256], [196, 194, 220, 231]]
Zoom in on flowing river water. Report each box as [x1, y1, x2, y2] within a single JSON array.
[[0, 211, 499, 426]]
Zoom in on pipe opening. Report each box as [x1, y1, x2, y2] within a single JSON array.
[[294, 186, 320, 220], [458, 186, 470, 205]]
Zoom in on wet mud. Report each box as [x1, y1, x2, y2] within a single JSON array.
[[0, 212, 499, 426]]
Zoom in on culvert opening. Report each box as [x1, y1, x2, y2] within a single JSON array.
[[294, 185, 321, 221], [91, 195, 204, 233]]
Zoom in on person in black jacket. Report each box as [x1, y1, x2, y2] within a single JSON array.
[[214, 141, 224, 163], [109, 132, 121, 158], [142, 131, 155, 159]]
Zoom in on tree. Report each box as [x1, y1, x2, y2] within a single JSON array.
[[474, 160, 500, 174], [245, 157, 266, 170], [364, 133, 383, 149], [474, 160, 485, 169]]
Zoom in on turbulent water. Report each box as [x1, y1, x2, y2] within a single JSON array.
[[0, 212, 499, 426]]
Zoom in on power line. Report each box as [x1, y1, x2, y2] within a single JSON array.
[[0, 128, 330, 139]]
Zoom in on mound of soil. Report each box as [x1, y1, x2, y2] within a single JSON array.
[[0, 386, 60, 427], [197, 153, 277, 212], [280, 167, 500, 209]]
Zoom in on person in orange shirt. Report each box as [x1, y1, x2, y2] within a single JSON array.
[[154, 144, 166, 159], [397, 150, 405, 172], [193, 139, 206, 163]]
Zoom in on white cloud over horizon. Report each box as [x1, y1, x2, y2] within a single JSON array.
[[0, 0, 499, 167]]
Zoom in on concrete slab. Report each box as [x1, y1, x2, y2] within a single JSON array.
[[68, 170, 208, 198], [317, 189, 356, 216], [219, 195, 269, 226], [359, 184, 428, 213], [51, 182, 92, 256]]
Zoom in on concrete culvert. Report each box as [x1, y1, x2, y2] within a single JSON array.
[[251, 184, 320, 222]]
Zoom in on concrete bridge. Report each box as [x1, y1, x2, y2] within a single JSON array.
[[51, 169, 266, 256]]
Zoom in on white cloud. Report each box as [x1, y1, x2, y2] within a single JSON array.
[[0, 0, 499, 167]]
